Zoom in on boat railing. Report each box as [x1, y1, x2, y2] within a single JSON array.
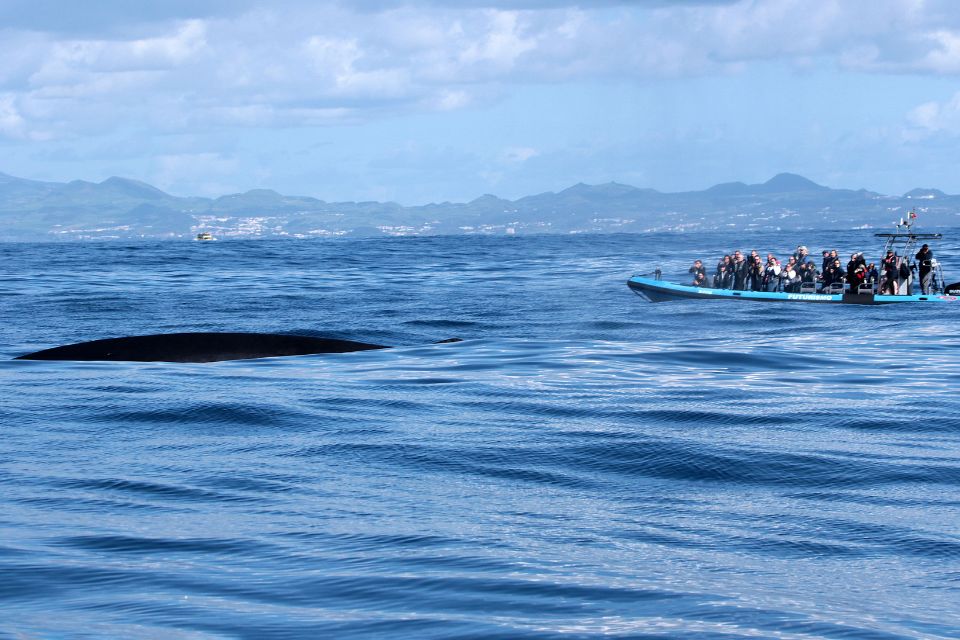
[[932, 260, 945, 293], [872, 219, 946, 294]]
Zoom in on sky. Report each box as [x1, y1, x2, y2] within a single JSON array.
[[2, 0, 960, 203]]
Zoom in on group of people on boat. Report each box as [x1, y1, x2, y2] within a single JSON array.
[[688, 244, 938, 295]]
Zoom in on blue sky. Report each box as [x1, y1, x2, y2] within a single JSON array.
[[2, 0, 960, 203]]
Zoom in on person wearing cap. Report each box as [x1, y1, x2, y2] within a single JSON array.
[[915, 243, 934, 294], [821, 250, 831, 272]]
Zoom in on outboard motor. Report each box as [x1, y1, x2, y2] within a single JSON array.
[[945, 282, 960, 296]]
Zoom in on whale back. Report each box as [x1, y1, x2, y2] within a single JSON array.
[[15, 332, 389, 363]]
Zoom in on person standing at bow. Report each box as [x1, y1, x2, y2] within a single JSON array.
[[731, 251, 748, 290]]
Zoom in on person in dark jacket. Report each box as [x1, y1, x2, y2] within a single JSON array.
[[821, 250, 831, 273], [832, 259, 846, 289], [731, 250, 748, 290], [881, 250, 899, 294], [823, 259, 844, 289], [749, 255, 764, 291], [915, 243, 934, 294], [847, 254, 866, 292], [800, 261, 818, 288], [689, 259, 707, 285], [715, 255, 730, 289], [846, 254, 859, 287], [721, 255, 734, 289]]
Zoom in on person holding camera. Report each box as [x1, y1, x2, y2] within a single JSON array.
[[748, 255, 764, 291], [846, 254, 866, 292], [689, 259, 707, 284], [780, 257, 800, 293], [763, 256, 781, 291], [800, 261, 818, 288], [823, 258, 845, 290], [881, 250, 899, 295]]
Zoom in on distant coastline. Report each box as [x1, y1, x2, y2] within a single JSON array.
[[1, 171, 956, 241]]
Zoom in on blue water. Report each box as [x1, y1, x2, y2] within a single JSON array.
[[2, 231, 960, 638]]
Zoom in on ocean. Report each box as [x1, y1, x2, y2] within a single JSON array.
[[2, 230, 959, 638]]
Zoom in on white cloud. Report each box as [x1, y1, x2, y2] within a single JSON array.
[[503, 146, 539, 163], [31, 20, 206, 84], [0, 94, 28, 138], [431, 89, 472, 111], [919, 29, 960, 73], [153, 151, 240, 195], [3, 0, 960, 143], [908, 91, 960, 133], [0, 92, 54, 140], [459, 10, 537, 69]]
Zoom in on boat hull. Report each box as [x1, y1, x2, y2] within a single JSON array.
[[627, 276, 959, 305]]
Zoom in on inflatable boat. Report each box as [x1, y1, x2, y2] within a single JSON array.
[[628, 218, 960, 305], [627, 275, 959, 305]]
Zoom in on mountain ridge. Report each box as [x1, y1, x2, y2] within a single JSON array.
[[0, 170, 956, 240]]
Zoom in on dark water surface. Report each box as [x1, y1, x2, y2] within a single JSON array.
[[2, 231, 959, 638]]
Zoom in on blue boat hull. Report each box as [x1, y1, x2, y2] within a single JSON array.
[[627, 276, 960, 305]]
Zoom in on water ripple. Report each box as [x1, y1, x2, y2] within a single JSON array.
[[3, 233, 960, 638]]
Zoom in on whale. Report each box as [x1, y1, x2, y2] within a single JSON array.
[[15, 332, 460, 363]]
